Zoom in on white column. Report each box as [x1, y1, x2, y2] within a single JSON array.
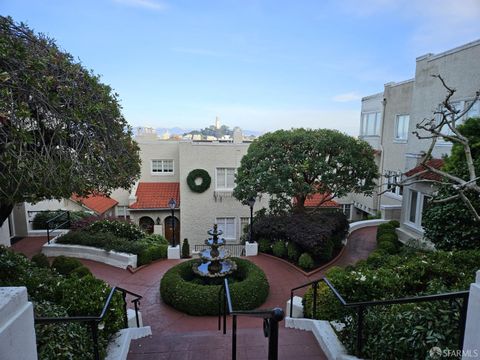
[[0, 287, 38, 360], [462, 270, 480, 359], [245, 242, 258, 256]]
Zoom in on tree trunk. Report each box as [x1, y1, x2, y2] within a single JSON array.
[[0, 203, 13, 228], [293, 195, 306, 213]]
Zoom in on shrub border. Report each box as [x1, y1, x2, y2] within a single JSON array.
[[186, 169, 211, 193]]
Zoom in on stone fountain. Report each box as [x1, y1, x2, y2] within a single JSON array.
[[193, 224, 237, 278]]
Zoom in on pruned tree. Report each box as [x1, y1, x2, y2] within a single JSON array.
[[397, 75, 480, 221], [233, 128, 378, 213], [0, 16, 141, 226]]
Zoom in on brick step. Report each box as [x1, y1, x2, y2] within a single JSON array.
[[128, 326, 326, 360]]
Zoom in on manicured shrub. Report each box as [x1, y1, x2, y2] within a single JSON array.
[[160, 258, 269, 316], [287, 242, 301, 262], [253, 212, 348, 261], [31, 253, 50, 268], [70, 266, 92, 278], [376, 223, 395, 238], [182, 238, 190, 258], [258, 238, 271, 253], [143, 234, 169, 245], [0, 246, 124, 359], [32, 210, 91, 230], [388, 220, 400, 228], [87, 219, 144, 241], [272, 241, 287, 258], [298, 252, 314, 270], [51, 256, 83, 276], [377, 240, 398, 254]]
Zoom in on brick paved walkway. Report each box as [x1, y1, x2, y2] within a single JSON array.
[[12, 227, 377, 360]]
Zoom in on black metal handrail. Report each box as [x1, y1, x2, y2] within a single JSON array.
[[195, 243, 245, 257], [219, 278, 284, 360], [290, 277, 469, 357], [35, 286, 142, 360], [46, 210, 71, 243]]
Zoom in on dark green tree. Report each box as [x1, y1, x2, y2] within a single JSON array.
[[423, 117, 480, 250], [233, 128, 378, 213], [0, 16, 141, 225]]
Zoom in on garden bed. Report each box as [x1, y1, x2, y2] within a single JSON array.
[[160, 258, 269, 316]]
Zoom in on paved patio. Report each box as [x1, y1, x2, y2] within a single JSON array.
[[12, 226, 377, 359]]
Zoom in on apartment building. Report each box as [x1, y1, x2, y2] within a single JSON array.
[[354, 39, 480, 242]]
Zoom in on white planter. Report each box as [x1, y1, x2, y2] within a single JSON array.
[[245, 241, 258, 256], [286, 296, 304, 318], [42, 238, 137, 269], [167, 245, 180, 259]]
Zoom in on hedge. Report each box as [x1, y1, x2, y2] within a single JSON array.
[[160, 258, 269, 316], [52, 256, 84, 276], [32, 210, 91, 230], [0, 246, 123, 359], [302, 246, 480, 359]]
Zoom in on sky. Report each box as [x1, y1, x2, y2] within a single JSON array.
[[2, 0, 480, 135]]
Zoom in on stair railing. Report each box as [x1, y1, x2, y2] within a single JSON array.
[[35, 286, 142, 360], [219, 278, 284, 360], [46, 210, 71, 243], [290, 277, 469, 357]]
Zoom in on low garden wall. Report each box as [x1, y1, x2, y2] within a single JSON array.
[[348, 219, 388, 233], [42, 234, 137, 269]]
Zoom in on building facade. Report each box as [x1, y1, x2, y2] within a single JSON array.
[[354, 39, 480, 243]]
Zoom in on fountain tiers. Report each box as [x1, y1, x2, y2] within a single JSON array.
[[192, 224, 237, 278]]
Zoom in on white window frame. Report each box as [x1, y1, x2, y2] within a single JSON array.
[[341, 204, 352, 219], [360, 112, 381, 136], [216, 217, 236, 240], [151, 159, 174, 175], [385, 171, 403, 199], [215, 167, 236, 190], [394, 114, 409, 142], [405, 189, 429, 231]]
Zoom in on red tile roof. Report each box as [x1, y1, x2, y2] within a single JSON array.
[[404, 159, 445, 181], [70, 194, 118, 215], [129, 182, 180, 209], [303, 193, 339, 208]]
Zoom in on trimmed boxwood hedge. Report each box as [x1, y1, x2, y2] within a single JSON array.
[[160, 258, 269, 316]]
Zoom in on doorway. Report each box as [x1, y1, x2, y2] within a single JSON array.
[[164, 216, 180, 245]]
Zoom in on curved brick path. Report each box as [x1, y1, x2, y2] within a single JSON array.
[[12, 227, 377, 360]]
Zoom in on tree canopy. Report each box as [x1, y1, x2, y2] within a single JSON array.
[[233, 128, 378, 213], [0, 16, 141, 225], [423, 117, 480, 250]]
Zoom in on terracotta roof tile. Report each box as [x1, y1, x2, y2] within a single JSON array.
[[303, 193, 340, 208], [70, 194, 118, 215], [404, 159, 445, 181], [129, 182, 180, 209]]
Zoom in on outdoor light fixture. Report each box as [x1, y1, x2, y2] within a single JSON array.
[[247, 196, 255, 243], [168, 198, 177, 247]]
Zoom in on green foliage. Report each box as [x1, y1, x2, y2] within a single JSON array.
[[0, 246, 123, 359], [87, 219, 144, 241], [142, 234, 169, 245], [70, 266, 92, 278], [32, 210, 91, 230], [51, 256, 83, 276], [287, 242, 301, 262], [272, 241, 287, 258], [182, 238, 190, 258], [253, 212, 348, 261], [423, 118, 480, 250], [233, 128, 377, 213], [302, 247, 480, 359], [56, 230, 167, 266], [298, 253, 314, 270], [186, 169, 211, 193], [258, 238, 272, 253], [389, 220, 400, 228], [0, 16, 141, 226], [160, 258, 269, 316], [31, 253, 50, 268]]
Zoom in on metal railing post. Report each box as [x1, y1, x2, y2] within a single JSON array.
[[459, 293, 469, 351], [267, 308, 284, 360], [232, 315, 237, 360], [218, 287, 222, 331], [67, 211, 71, 228], [122, 290, 128, 328], [312, 282, 318, 319], [356, 306, 364, 357], [90, 321, 100, 360], [289, 291, 294, 318], [134, 300, 140, 328], [47, 222, 50, 244], [223, 287, 227, 334]]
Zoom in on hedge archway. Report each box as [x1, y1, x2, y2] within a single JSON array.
[[187, 169, 211, 193]]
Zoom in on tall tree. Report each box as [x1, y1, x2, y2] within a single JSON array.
[[233, 128, 378, 213], [0, 16, 141, 226]]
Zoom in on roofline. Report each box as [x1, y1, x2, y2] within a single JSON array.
[[128, 207, 180, 211], [384, 78, 415, 88], [361, 92, 384, 101], [416, 38, 480, 62]]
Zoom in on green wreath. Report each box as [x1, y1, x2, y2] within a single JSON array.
[[187, 169, 211, 193]]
